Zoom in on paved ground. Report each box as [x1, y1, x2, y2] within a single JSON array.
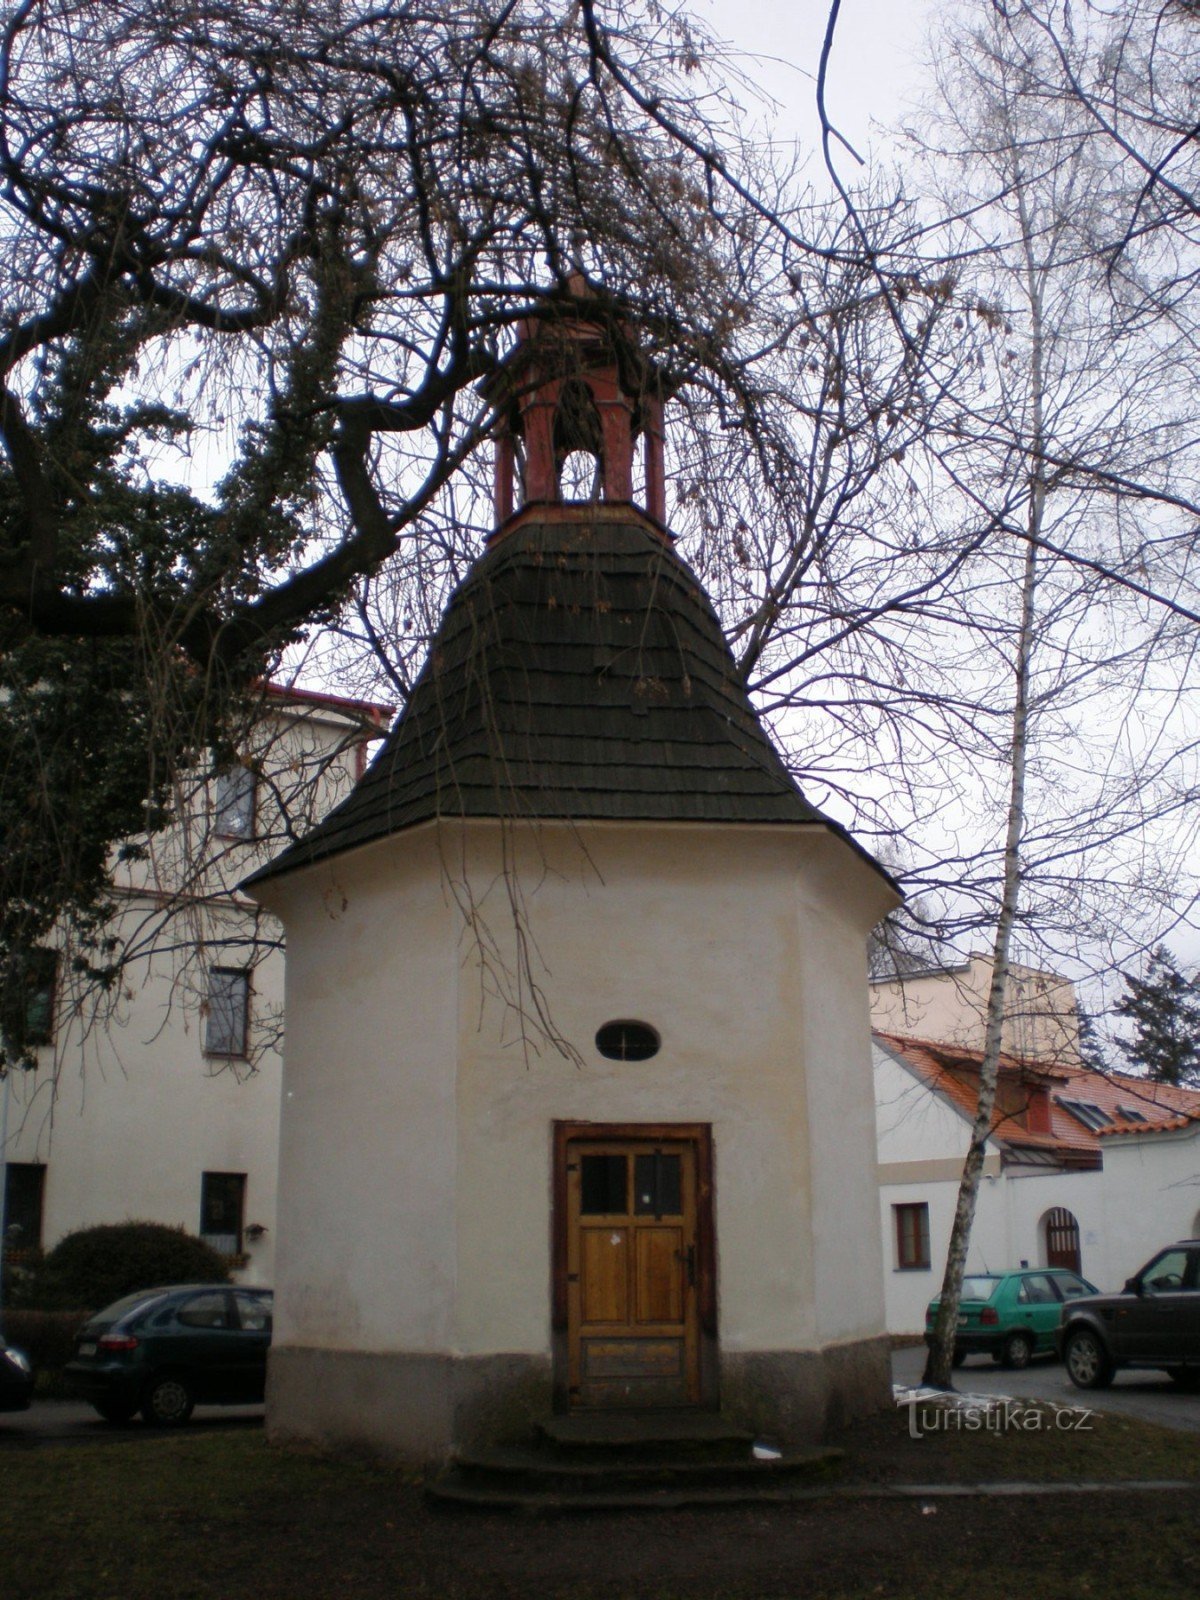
[[891, 1343, 1200, 1433], [0, 1399, 264, 1446], [3, 1348, 1198, 1446]]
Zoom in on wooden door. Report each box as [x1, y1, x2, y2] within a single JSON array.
[[566, 1137, 700, 1409], [1045, 1208, 1082, 1274]]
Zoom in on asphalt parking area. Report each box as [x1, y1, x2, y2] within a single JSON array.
[[0, 1399, 264, 1447], [891, 1343, 1200, 1433]]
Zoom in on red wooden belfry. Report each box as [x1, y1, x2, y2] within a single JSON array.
[[488, 277, 667, 534]]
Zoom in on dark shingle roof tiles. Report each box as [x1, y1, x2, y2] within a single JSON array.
[[248, 514, 864, 885]]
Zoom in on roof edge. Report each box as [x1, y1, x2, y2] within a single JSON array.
[[245, 814, 900, 895]]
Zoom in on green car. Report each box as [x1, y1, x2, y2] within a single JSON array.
[[925, 1267, 1098, 1370], [64, 1283, 272, 1424]]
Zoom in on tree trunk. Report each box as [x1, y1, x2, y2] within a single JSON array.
[[922, 172, 1046, 1388]]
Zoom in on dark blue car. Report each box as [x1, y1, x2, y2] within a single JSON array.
[[64, 1283, 272, 1425], [0, 1332, 34, 1411]]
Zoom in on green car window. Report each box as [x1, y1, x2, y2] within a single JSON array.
[[176, 1290, 231, 1329]]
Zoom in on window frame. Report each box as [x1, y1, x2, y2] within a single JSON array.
[[894, 1201, 931, 1271], [3, 947, 58, 1053], [214, 763, 257, 841], [1056, 1095, 1113, 1132], [203, 967, 251, 1059], [200, 1171, 247, 1257], [2, 1160, 46, 1254]]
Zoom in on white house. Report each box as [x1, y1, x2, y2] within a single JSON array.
[[872, 958, 1200, 1333], [1, 685, 386, 1287], [247, 297, 901, 1464]]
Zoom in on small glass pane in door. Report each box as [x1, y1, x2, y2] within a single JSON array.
[[580, 1155, 627, 1214], [634, 1153, 681, 1217]]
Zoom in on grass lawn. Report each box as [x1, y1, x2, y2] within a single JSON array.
[[2, 1403, 1198, 1600]]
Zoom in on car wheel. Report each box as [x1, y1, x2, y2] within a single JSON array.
[[1000, 1332, 1034, 1371], [1064, 1328, 1113, 1390], [93, 1400, 138, 1425], [141, 1374, 195, 1426], [1166, 1368, 1200, 1392]]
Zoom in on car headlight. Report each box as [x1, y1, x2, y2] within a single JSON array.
[[3, 1347, 32, 1375]]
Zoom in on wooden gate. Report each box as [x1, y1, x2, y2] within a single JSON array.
[[1044, 1208, 1081, 1274]]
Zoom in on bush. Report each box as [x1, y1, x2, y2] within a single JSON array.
[[24, 1221, 230, 1312]]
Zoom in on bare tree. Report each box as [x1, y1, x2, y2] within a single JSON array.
[[3, 0, 914, 1031], [885, 4, 1200, 1384]]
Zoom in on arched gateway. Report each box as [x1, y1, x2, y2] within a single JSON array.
[[1042, 1207, 1083, 1275], [246, 288, 901, 1464]]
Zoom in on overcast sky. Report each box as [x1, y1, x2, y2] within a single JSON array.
[[699, 0, 939, 163], [692, 1, 1200, 984]]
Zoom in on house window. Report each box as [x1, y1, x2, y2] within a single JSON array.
[[200, 1172, 246, 1257], [894, 1202, 931, 1271], [595, 1020, 660, 1062], [2, 1162, 46, 1254], [1056, 1096, 1113, 1132], [204, 968, 250, 1058], [2, 948, 58, 1053], [215, 764, 256, 840]]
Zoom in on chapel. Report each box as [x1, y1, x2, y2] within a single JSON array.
[[247, 288, 899, 1463]]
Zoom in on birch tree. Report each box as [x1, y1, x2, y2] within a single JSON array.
[[911, 5, 1200, 1385]]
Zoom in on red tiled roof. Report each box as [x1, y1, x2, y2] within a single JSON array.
[[874, 1032, 1200, 1168], [264, 681, 393, 724]]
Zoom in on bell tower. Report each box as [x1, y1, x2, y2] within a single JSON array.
[[488, 280, 667, 536]]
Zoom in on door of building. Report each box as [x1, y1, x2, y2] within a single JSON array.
[[564, 1135, 702, 1409], [1045, 1207, 1082, 1274]]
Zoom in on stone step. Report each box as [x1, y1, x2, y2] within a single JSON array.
[[446, 1441, 843, 1492], [426, 1474, 840, 1513], [535, 1410, 755, 1452], [428, 1418, 846, 1511]]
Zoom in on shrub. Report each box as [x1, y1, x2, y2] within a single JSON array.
[[25, 1221, 230, 1312]]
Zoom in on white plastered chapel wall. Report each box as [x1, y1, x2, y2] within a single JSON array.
[[261, 818, 896, 1366]]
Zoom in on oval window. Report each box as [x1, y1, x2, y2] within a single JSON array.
[[595, 1020, 660, 1062]]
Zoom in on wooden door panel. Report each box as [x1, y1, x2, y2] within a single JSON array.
[[583, 1339, 683, 1379], [581, 1226, 630, 1324], [566, 1134, 701, 1409], [635, 1227, 683, 1323], [581, 1338, 686, 1408]]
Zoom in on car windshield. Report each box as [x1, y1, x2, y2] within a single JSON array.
[[961, 1277, 1000, 1301]]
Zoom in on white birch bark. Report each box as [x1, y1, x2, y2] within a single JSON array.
[[923, 158, 1047, 1390]]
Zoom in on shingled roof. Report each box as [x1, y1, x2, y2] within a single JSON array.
[[249, 509, 884, 886]]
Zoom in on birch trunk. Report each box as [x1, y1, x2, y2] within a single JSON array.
[[922, 168, 1046, 1389]]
